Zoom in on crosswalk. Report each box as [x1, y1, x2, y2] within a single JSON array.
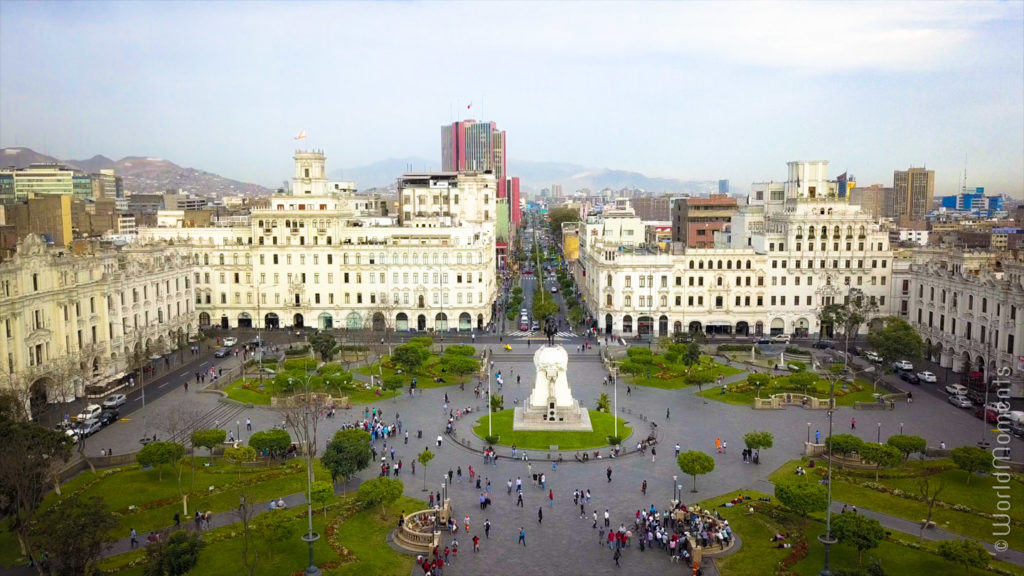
[[506, 331, 578, 338]]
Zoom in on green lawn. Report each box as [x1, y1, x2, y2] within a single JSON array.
[[698, 376, 879, 406], [624, 356, 743, 389], [698, 490, 793, 576], [768, 459, 1024, 549], [356, 354, 476, 390], [472, 409, 632, 451], [225, 376, 400, 406]]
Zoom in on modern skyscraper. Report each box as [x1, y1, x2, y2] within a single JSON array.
[[718, 179, 729, 194], [441, 120, 506, 182], [891, 167, 935, 224]]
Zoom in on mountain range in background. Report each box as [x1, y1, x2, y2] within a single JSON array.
[[3, 147, 717, 198], [333, 157, 718, 195], [1, 147, 272, 197]]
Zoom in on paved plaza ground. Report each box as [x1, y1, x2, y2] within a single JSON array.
[[71, 334, 1023, 575]]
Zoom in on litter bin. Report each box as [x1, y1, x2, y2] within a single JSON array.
[[417, 430, 423, 439]]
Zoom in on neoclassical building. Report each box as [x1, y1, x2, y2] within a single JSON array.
[[894, 248, 1024, 397], [140, 150, 499, 335], [0, 234, 195, 417], [576, 161, 894, 339]]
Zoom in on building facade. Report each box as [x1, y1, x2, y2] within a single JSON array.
[[891, 167, 935, 225], [0, 234, 195, 417], [441, 120, 507, 182], [671, 195, 737, 249]]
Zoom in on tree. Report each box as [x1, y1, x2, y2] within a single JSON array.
[[885, 435, 927, 461], [867, 317, 923, 366], [321, 428, 372, 489], [742, 431, 774, 461], [190, 428, 226, 463], [748, 374, 770, 398], [686, 372, 715, 391], [136, 441, 186, 482], [357, 477, 404, 518], [918, 476, 947, 543], [311, 480, 333, 517], [677, 451, 715, 492], [596, 392, 611, 413], [254, 509, 292, 562], [309, 331, 338, 362], [818, 288, 878, 364], [249, 429, 292, 460], [775, 481, 827, 526], [950, 446, 993, 485], [417, 448, 435, 491], [683, 341, 701, 367], [235, 486, 259, 576], [143, 530, 205, 576], [444, 345, 475, 357], [440, 354, 479, 376], [788, 371, 819, 395], [546, 206, 580, 244], [490, 394, 504, 412], [832, 512, 886, 565], [531, 290, 559, 323], [860, 443, 902, 481], [392, 343, 428, 374], [826, 433, 865, 465], [937, 539, 990, 574], [30, 494, 118, 576]]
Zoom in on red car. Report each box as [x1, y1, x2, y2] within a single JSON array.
[[975, 407, 999, 423]]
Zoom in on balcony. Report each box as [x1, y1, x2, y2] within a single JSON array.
[[263, 228, 272, 234]]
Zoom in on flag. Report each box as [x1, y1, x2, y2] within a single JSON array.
[[294, 129, 307, 140], [467, 102, 472, 110]]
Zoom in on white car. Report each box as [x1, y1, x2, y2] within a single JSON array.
[[102, 394, 127, 409], [916, 371, 937, 383], [949, 395, 973, 408], [892, 360, 913, 371], [865, 351, 882, 363], [772, 334, 791, 343], [223, 337, 238, 347], [945, 383, 969, 396], [550, 286, 558, 293], [76, 404, 102, 421]]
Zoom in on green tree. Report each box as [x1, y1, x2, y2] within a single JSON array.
[[788, 371, 818, 394], [626, 346, 654, 363], [867, 317, 923, 365], [818, 288, 878, 361], [392, 343, 429, 374], [254, 509, 292, 562], [309, 331, 338, 361], [860, 443, 903, 481], [143, 529, 205, 576], [677, 451, 715, 492], [682, 341, 701, 367], [532, 290, 559, 322], [745, 373, 769, 398], [311, 480, 333, 517], [224, 445, 257, 470], [490, 394, 504, 412], [885, 435, 927, 461], [950, 445, 993, 485], [568, 306, 583, 326], [832, 512, 886, 565], [30, 494, 118, 576], [136, 441, 186, 481], [408, 336, 434, 349], [357, 477, 404, 518], [775, 481, 827, 525], [249, 429, 292, 460], [546, 206, 581, 243], [417, 448, 435, 491], [596, 392, 611, 413], [444, 345, 476, 357], [190, 428, 227, 463], [937, 539, 990, 574], [686, 372, 715, 391], [441, 354, 479, 376], [321, 428, 372, 488], [826, 433, 865, 462], [742, 431, 774, 460]]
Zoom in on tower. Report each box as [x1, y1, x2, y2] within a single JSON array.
[[292, 150, 328, 196]]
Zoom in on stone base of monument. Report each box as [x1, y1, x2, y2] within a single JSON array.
[[512, 402, 594, 431]]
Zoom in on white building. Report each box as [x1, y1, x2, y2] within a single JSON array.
[[577, 161, 893, 339], [139, 150, 498, 334]]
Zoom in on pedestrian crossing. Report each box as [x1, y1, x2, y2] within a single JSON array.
[[506, 331, 578, 338]]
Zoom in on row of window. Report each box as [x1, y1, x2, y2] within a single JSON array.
[[916, 308, 1015, 354], [198, 251, 482, 267], [198, 290, 486, 306], [912, 283, 1018, 319], [606, 293, 886, 310], [196, 270, 485, 287]]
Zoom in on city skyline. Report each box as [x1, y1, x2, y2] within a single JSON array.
[[1, 1, 1022, 196]]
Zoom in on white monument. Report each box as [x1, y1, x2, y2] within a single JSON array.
[[513, 345, 593, 431]]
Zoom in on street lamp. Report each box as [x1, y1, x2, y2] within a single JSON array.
[[807, 422, 811, 444], [672, 475, 678, 501], [612, 367, 618, 438], [818, 370, 840, 576], [487, 371, 492, 437], [876, 422, 881, 444], [236, 420, 241, 442], [900, 422, 904, 435]]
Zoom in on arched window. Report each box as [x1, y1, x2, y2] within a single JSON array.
[[606, 274, 612, 286], [606, 294, 612, 306], [689, 261, 695, 269], [698, 261, 704, 269], [717, 260, 723, 269], [726, 260, 732, 269], [717, 276, 723, 286], [625, 295, 632, 307], [218, 254, 224, 265]]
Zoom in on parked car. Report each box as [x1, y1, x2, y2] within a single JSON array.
[[899, 372, 920, 385], [223, 337, 238, 347], [976, 406, 1000, 423], [64, 428, 79, 443], [865, 351, 882, 363], [550, 286, 558, 293], [916, 371, 937, 383], [1010, 422, 1024, 439], [756, 337, 773, 344], [531, 321, 540, 331], [948, 395, 973, 408], [812, 340, 831, 349], [892, 360, 913, 371], [772, 334, 791, 343], [76, 418, 103, 437], [98, 409, 119, 427], [102, 393, 127, 409], [76, 404, 102, 421], [945, 383, 969, 396], [214, 347, 231, 358]]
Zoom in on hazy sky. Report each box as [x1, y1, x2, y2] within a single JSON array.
[[2, 1, 1022, 195]]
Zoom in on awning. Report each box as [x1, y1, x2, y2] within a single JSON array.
[[707, 322, 732, 327]]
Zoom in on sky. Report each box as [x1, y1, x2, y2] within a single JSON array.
[[1, 1, 1022, 195]]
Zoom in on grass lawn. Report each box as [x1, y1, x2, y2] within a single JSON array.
[[225, 376, 399, 406], [472, 409, 632, 450], [698, 377, 879, 406], [624, 356, 743, 389], [697, 490, 793, 576], [357, 354, 476, 390], [768, 459, 1024, 549]]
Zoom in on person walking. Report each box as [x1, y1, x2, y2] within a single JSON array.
[[666, 407, 670, 419], [606, 466, 613, 482], [715, 437, 722, 454], [604, 509, 611, 527], [851, 417, 856, 430], [130, 528, 138, 549], [484, 519, 491, 538], [721, 441, 727, 455], [651, 446, 656, 463], [516, 491, 524, 507], [593, 510, 599, 528], [518, 527, 526, 546], [246, 417, 252, 431], [548, 489, 554, 507], [815, 429, 821, 444], [613, 546, 621, 566], [538, 507, 543, 524], [641, 480, 647, 495]]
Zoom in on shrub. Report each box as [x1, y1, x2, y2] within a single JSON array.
[[284, 345, 311, 357], [484, 435, 500, 445], [281, 358, 317, 371], [717, 344, 756, 353]]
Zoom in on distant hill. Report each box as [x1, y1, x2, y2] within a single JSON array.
[[334, 156, 715, 195], [0, 147, 272, 197]]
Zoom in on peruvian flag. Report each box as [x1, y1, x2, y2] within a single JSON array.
[[467, 102, 472, 110]]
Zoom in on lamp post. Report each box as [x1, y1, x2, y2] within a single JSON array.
[[487, 371, 492, 437], [672, 475, 678, 501], [288, 371, 321, 576], [612, 367, 618, 438], [876, 422, 881, 444], [807, 422, 811, 444], [818, 370, 840, 576], [236, 420, 241, 442], [900, 422, 904, 435]]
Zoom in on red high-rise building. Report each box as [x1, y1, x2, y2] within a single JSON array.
[[442, 120, 506, 182]]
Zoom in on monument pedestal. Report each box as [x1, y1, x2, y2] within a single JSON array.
[[511, 344, 594, 432], [513, 402, 593, 431]]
